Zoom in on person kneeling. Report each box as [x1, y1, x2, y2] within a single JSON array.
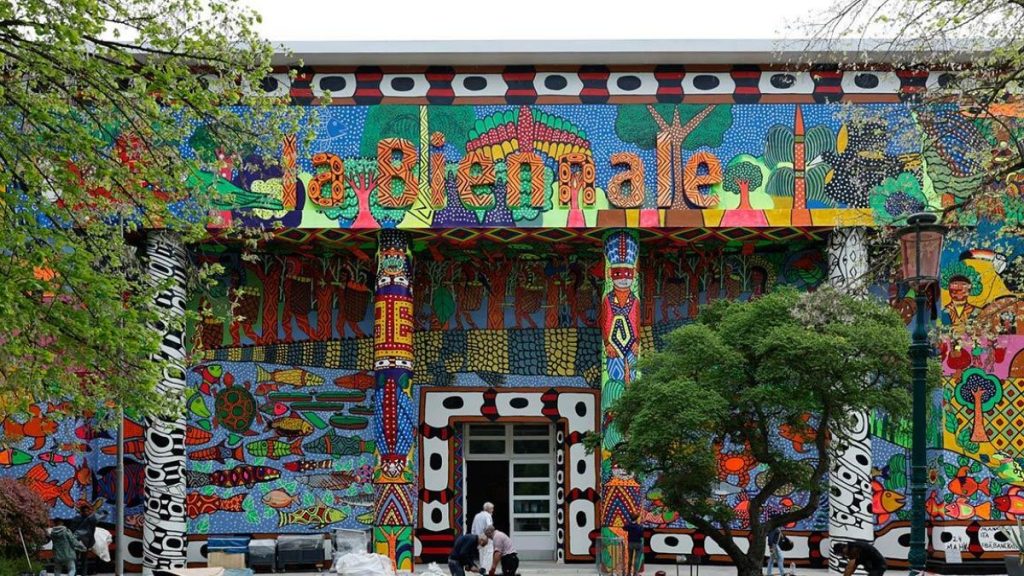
[[448, 533, 488, 576]]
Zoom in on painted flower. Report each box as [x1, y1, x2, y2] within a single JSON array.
[[869, 172, 928, 224]]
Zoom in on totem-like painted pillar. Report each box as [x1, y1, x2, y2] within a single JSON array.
[[142, 231, 189, 574], [372, 230, 416, 571], [826, 227, 873, 574], [599, 230, 643, 568]]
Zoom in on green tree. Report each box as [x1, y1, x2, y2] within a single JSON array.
[[601, 288, 920, 576], [360, 105, 477, 157], [0, 0, 296, 426], [722, 154, 767, 209]]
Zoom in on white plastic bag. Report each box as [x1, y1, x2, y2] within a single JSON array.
[[334, 552, 396, 576], [419, 563, 445, 576], [92, 527, 112, 562]]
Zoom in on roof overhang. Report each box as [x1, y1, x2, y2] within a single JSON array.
[[271, 38, 989, 67]]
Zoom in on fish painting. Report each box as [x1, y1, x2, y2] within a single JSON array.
[[95, 460, 146, 507], [186, 493, 246, 518], [188, 440, 244, 463], [74, 424, 112, 442], [870, 480, 905, 524], [296, 472, 359, 490], [283, 459, 334, 473], [193, 364, 223, 387], [778, 413, 819, 453], [245, 438, 304, 460], [303, 433, 375, 457], [185, 425, 213, 446], [334, 372, 374, 390], [257, 366, 324, 387], [186, 465, 280, 489], [926, 492, 945, 518], [262, 488, 301, 509], [57, 442, 90, 453], [996, 486, 1024, 520], [259, 401, 290, 417], [187, 388, 212, 418], [38, 452, 77, 467], [4, 406, 58, 450], [23, 463, 76, 507], [277, 502, 346, 528], [267, 416, 314, 437], [944, 497, 992, 520], [948, 466, 991, 498], [0, 448, 32, 467], [100, 439, 145, 458], [74, 462, 92, 487]]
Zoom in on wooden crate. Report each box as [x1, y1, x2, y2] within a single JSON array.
[[207, 551, 246, 569]]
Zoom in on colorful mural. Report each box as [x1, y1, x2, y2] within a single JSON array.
[[195, 103, 926, 232], [5, 61, 1021, 573]]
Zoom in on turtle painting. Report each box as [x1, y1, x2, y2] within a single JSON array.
[[214, 380, 261, 433]]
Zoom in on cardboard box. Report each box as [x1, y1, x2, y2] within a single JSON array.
[[207, 551, 246, 569]]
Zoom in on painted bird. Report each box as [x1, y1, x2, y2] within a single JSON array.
[[944, 497, 992, 520], [948, 466, 991, 498], [262, 488, 301, 509], [871, 480, 906, 524], [186, 493, 246, 518], [277, 502, 346, 528], [0, 448, 32, 467], [996, 487, 1024, 520], [245, 438, 304, 460], [186, 465, 280, 489], [981, 452, 1024, 485], [23, 463, 76, 507], [256, 365, 324, 387]]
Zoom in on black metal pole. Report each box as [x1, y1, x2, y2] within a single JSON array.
[[115, 408, 124, 576], [908, 284, 929, 573]]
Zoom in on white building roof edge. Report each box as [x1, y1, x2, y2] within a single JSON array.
[[271, 38, 988, 66]]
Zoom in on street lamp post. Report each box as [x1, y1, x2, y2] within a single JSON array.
[[897, 212, 945, 575]]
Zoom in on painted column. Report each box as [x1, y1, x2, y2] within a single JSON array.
[[372, 230, 416, 571], [826, 227, 874, 574], [599, 230, 642, 568], [142, 231, 189, 575]]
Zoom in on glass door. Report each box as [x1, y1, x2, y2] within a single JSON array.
[[509, 424, 554, 559]]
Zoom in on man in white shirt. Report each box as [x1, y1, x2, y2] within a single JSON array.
[[471, 503, 494, 572]]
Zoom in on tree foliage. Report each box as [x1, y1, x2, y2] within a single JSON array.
[[0, 477, 49, 556], [0, 0, 298, 427], [604, 288, 924, 576]]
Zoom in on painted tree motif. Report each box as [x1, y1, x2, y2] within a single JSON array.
[[359, 105, 476, 157], [614, 104, 733, 208], [955, 368, 1004, 443], [723, 155, 766, 210], [764, 107, 836, 212]]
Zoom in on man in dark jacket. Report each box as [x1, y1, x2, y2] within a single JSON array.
[[448, 533, 487, 576], [834, 540, 887, 576]]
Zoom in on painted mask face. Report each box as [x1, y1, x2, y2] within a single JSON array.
[[948, 278, 971, 302], [611, 267, 634, 290], [379, 248, 406, 277]]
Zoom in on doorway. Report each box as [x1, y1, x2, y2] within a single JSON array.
[[466, 460, 510, 533], [463, 423, 556, 561]]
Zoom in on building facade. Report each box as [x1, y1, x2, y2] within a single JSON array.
[[1, 42, 1019, 573]]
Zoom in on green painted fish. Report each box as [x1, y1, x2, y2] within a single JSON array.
[[277, 502, 347, 528], [245, 438, 304, 460]]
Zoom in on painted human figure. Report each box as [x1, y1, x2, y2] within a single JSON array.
[[943, 275, 978, 330], [602, 232, 640, 385]]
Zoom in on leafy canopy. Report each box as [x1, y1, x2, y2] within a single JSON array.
[[605, 287, 923, 573], [0, 0, 299, 427]]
